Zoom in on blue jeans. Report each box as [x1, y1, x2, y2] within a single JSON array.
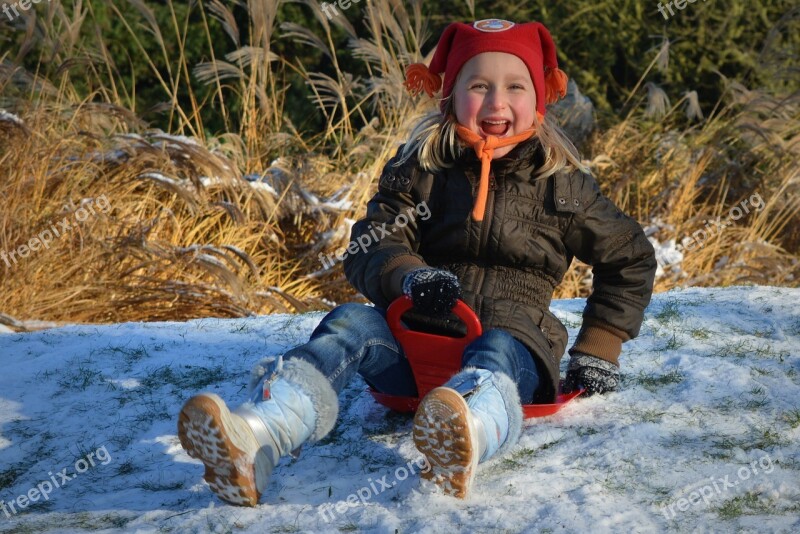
[[283, 303, 540, 403]]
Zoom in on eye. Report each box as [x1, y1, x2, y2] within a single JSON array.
[[509, 83, 525, 90], [469, 83, 488, 90]]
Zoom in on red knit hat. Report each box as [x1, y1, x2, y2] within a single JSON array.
[[404, 19, 568, 116]]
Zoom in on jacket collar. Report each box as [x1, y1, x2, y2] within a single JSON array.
[[456, 137, 546, 177]]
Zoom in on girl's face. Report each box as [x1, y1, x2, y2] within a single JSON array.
[[453, 52, 537, 159]]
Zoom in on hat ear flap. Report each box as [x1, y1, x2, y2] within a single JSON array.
[[404, 22, 459, 98], [536, 23, 568, 104]]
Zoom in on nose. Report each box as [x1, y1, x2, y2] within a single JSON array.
[[485, 89, 506, 111]]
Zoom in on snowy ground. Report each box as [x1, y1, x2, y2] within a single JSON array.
[[1, 286, 798, 533]]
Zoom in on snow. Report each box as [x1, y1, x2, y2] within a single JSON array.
[[0, 110, 24, 126], [645, 218, 685, 278], [198, 176, 224, 188], [321, 197, 353, 210], [245, 180, 279, 196], [151, 133, 202, 147], [648, 236, 685, 277], [1, 286, 798, 533], [137, 172, 184, 188]]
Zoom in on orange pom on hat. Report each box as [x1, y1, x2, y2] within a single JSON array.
[[404, 19, 568, 116]]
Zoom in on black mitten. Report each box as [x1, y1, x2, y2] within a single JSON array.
[[564, 353, 620, 396], [401, 268, 461, 316]]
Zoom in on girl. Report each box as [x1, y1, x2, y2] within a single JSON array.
[[177, 18, 657, 506]]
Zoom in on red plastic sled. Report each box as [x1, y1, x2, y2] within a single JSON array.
[[369, 296, 583, 418]]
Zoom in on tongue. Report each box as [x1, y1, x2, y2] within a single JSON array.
[[482, 121, 508, 136]]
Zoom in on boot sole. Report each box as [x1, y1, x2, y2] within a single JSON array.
[[412, 387, 478, 499], [178, 393, 260, 506]]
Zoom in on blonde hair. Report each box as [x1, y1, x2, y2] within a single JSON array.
[[396, 89, 588, 179]]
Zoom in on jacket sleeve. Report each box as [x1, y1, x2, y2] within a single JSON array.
[[562, 171, 657, 365], [342, 146, 430, 308]]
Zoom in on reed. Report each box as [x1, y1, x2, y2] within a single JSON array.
[[0, 0, 797, 328]]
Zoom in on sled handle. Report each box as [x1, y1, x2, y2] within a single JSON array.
[[386, 295, 482, 340]]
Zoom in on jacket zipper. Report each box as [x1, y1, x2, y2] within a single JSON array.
[[475, 170, 495, 293], [479, 170, 495, 254]]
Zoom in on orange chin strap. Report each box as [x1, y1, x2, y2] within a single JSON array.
[[455, 124, 537, 221]]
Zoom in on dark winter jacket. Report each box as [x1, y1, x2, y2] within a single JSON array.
[[343, 138, 657, 403]]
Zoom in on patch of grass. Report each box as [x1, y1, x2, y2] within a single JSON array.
[[108, 432, 136, 450], [122, 344, 150, 363], [715, 492, 774, 519], [782, 409, 800, 429], [710, 339, 787, 360], [599, 473, 629, 494], [711, 339, 752, 358], [713, 428, 787, 452], [140, 364, 232, 391], [538, 439, 563, 452], [4, 418, 39, 440], [751, 428, 786, 449], [635, 368, 685, 390], [730, 325, 750, 336], [140, 365, 179, 389], [130, 397, 172, 425], [116, 459, 136, 476], [105, 514, 133, 529], [787, 320, 800, 337], [229, 322, 256, 334], [752, 343, 787, 360], [560, 313, 582, 329], [500, 447, 538, 469], [690, 327, 712, 340], [114, 388, 138, 408], [34, 368, 57, 381], [655, 300, 681, 324], [56, 364, 105, 390], [92, 343, 150, 363], [705, 446, 736, 460], [0, 465, 24, 491], [744, 396, 769, 410], [662, 333, 685, 351], [752, 326, 775, 338], [136, 478, 185, 491], [638, 409, 667, 423]]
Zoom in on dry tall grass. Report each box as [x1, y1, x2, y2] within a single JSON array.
[[1, 0, 797, 329], [556, 78, 800, 298]]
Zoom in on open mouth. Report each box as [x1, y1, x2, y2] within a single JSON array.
[[480, 120, 510, 137]]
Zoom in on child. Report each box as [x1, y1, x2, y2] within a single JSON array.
[[177, 18, 657, 506]]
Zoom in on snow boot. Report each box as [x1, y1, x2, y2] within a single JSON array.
[[178, 356, 338, 506], [412, 368, 522, 498]]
